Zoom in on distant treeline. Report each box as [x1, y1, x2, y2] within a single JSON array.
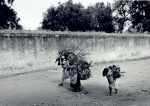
[[41, 0, 150, 33], [0, 0, 150, 33]]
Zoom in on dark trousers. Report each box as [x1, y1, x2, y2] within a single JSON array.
[[70, 73, 81, 91]]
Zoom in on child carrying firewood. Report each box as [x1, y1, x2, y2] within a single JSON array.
[[103, 65, 123, 96]]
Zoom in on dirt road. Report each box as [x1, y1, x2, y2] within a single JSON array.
[[0, 59, 150, 106]]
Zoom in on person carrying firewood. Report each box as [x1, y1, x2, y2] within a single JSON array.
[[102, 65, 123, 96], [55, 49, 91, 92]]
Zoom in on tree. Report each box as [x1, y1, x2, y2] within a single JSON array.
[[0, 0, 14, 5], [42, 0, 114, 32], [42, 0, 88, 31], [94, 3, 114, 32], [60, 0, 86, 31], [130, 0, 150, 32], [113, 0, 131, 32], [0, 0, 22, 29], [42, 7, 64, 30]]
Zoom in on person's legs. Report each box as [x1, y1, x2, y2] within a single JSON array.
[[114, 80, 118, 94], [59, 70, 65, 86], [108, 80, 118, 95], [75, 73, 81, 91], [59, 69, 68, 86], [70, 74, 77, 89], [70, 73, 81, 92], [109, 86, 112, 96]]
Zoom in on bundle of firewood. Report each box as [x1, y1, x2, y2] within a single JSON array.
[[56, 49, 91, 80], [77, 60, 91, 80]]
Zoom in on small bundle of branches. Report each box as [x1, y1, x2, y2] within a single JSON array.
[[106, 65, 124, 79]]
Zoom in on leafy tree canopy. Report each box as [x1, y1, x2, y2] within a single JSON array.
[[0, 0, 22, 29], [41, 0, 114, 32]]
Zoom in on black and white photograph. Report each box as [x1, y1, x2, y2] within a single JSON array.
[[0, 0, 150, 106]]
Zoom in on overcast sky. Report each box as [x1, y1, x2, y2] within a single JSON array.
[[13, 0, 113, 30]]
